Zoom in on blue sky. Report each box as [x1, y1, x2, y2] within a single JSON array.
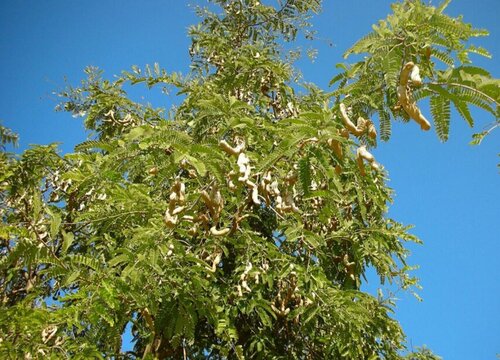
[[1, 0, 498, 358]]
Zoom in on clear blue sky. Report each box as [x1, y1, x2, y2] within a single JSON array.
[[1, 1, 498, 358]]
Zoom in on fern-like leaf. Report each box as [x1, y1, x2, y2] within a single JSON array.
[[430, 13, 472, 38], [257, 136, 303, 172], [378, 107, 392, 141], [431, 49, 455, 67], [382, 49, 403, 88], [75, 140, 115, 152], [298, 156, 312, 196], [430, 95, 451, 141], [452, 99, 474, 127], [344, 32, 380, 58], [449, 86, 495, 115], [412, 88, 433, 102], [467, 45, 491, 59]]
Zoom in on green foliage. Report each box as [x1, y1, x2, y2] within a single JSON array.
[[405, 346, 442, 360], [1, 0, 494, 359], [332, 0, 499, 142], [0, 124, 18, 149]]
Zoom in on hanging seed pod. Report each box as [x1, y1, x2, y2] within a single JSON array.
[[164, 180, 187, 228], [356, 145, 380, 176], [210, 226, 230, 237], [410, 64, 423, 86], [275, 195, 284, 213], [237, 153, 251, 182], [41, 325, 58, 344], [227, 170, 237, 190], [148, 166, 158, 175], [285, 170, 297, 185], [356, 117, 368, 133], [340, 103, 364, 136], [188, 223, 199, 236], [211, 252, 222, 272], [327, 138, 343, 159], [287, 193, 300, 213], [241, 280, 251, 292], [201, 185, 224, 221], [397, 62, 431, 130], [219, 139, 245, 156], [171, 206, 185, 215], [269, 180, 280, 196], [367, 121, 377, 139], [276, 191, 300, 214], [251, 185, 261, 205], [164, 210, 178, 228]]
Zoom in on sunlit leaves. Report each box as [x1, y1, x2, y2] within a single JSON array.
[[332, 0, 498, 142], [1, 1, 492, 359]]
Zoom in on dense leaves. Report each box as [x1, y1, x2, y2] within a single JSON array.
[[331, 0, 499, 142], [1, 0, 497, 359]]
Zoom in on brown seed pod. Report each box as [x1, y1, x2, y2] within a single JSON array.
[[327, 138, 343, 159], [398, 62, 431, 131], [219, 139, 245, 156], [356, 117, 368, 133], [201, 186, 224, 221], [241, 280, 251, 292], [164, 210, 178, 228], [237, 153, 251, 182], [174, 181, 186, 204], [197, 214, 210, 224], [285, 171, 297, 185], [164, 180, 187, 228], [275, 195, 284, 212], [251, 185, 261, 205], [299, 137, 319, 149], [269, 180, 280, 196], [340, 128, 350, 139], [148, 166, 159, 175], [356, 145, 380, 176], [211, 252, 222, 272], [410, 64, 423, 86], [227, 170, 237, 190], [340, 103, 364, 136], [200, 190, 211, 206], [210, 226, 230, 237], [54, 337, 64, 346], [188, 224, 198, 236], [187, 169, 197, 178], [358, 146, 374, 162], [276, 192, 300, 214], [245, 179, 257, 188], [171, 206, 185, 216], [259, 180, 270, 205], [343, 254, 356, 281], [367, 121, 377, 139], [231, 213, 249, 234], [41, 325, 58, 344], [287, 193, 300, 213], [262, 171, 272, 184]]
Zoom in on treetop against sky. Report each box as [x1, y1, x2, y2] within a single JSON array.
[[0, 0, 498, 359]]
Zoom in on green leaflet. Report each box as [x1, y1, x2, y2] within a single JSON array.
[[257, 136, 303, 172], [298, 156, 312, 196]]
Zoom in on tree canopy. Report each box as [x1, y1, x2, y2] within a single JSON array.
[[0, 0, 498, 359]]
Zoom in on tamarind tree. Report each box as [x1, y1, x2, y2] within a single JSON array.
[[0, 0, 498, 359]]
